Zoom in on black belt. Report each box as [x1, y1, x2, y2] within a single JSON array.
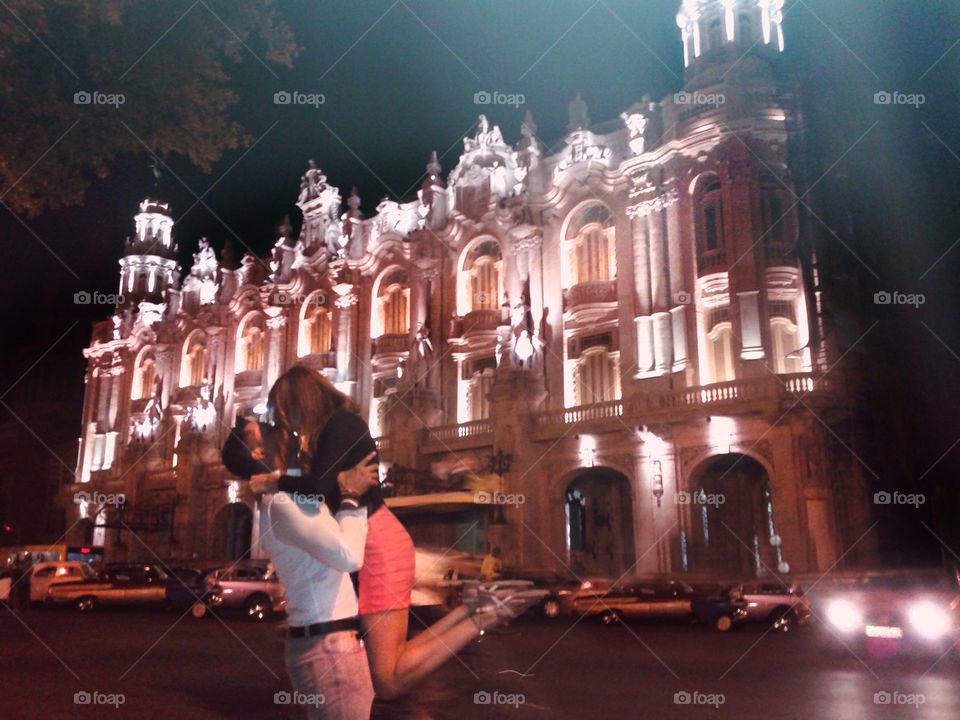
[[287, 617, 360, 639]]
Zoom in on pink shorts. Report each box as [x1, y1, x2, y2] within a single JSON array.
[[358, 507, 415, 615]]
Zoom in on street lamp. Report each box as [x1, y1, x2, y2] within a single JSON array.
[[652, 460, 664, 507], [488, 450, 513, 476]]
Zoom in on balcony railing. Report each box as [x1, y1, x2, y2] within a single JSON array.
[[458, 309, 502, 337], [372, 333, 409, 355], [534, 399, 624, 431], [697, 249, 727, 274], [565, 279, 617, 310], [421, 418, 494, 453], [764, 242, 798, 266], [533, 373, 839, 439], [414, 373, 840, 451]]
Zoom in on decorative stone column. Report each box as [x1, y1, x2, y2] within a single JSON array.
[[265, 312, 288, 392], [333, 287, 359, 395]]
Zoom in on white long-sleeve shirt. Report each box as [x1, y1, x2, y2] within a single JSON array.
[[259, 492, 368, 627]]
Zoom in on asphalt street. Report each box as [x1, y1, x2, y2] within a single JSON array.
[[1, 606, 958, 719]]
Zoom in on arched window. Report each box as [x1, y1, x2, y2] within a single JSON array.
[[696, 177, 726, 272], [180, 332, 206, 387], [759, 175, 788, 251], [739, 13, 753, 45], [708, 18, 723, 51], [132, 353, 156, 400], [300, 304, 333, 357], [770, 317, 804, 374], [375, 269, 410, 337], [565, 203, 616, 286], [236, 316, 266, 372], [460, 240, 502, 313], [466, 358, 496, 421], [575, 347, 621, 405], [566, 489, 587, 551], [704, 311, 735, 384]]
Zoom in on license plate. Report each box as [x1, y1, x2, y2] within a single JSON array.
[[865, 625, 903, 639]]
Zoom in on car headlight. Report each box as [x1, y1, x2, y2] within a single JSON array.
[[908, 601, 951, 640], [826, 599, 863, 633]]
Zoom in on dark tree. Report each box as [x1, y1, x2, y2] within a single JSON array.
[[0, 0, 297, 215]]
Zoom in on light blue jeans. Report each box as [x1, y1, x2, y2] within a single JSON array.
[[284, 630, 374, 720]]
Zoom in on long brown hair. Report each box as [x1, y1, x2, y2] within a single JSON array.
[[267, 366, 349, 471]]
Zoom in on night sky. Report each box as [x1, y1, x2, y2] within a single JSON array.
[[0, 0, 958, 560]]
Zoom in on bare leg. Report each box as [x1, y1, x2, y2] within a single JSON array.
[[361, 606, 489, 700]]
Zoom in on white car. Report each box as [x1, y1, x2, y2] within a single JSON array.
[[28, 561, 97, 603]]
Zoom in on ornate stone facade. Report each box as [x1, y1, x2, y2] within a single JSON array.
[[65, 0, 873, 576]]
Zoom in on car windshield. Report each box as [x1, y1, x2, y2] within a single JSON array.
[[80, 564, 96, 579]]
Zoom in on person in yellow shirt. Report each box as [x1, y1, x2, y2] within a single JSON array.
[[480, 546, 503, 581]]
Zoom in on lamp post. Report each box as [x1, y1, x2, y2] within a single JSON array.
[[652, 460, 664, 507], [488, 450, 513, 476], [486, 450, 513, 526]]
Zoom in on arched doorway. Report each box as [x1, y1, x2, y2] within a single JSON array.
[[685, 454, 778, 577], [213, 503, 252, 560], [564, 467, 635, 577]]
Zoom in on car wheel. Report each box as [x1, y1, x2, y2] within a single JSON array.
[[541, 597, 562, 619], [714, 613, 734, 632], [771, 608, 794, 633], [245, 594, 270, 622], [190, 601, 209, 619], [600, 610, 622, 626], [75, 596, 97, 612]]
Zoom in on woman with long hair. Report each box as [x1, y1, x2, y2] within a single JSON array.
[[258, 366, 541, 703]]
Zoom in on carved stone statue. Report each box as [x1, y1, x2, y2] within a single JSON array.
[[568, 92, 590, 131], [414, 323, 434, 360]]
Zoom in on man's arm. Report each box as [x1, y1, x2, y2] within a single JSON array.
[[269, 498, 368, 573]]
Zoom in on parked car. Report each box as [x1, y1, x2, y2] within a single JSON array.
[[166, 561, 286, 621], [501, 568, 585, 619], [573, 578, 717, 625], [0, 569, 11, 603], [27, 561, 98, 603], [46, 564, 170, 611], [693, 581, 812, 632], [823, 570, 960, 656]]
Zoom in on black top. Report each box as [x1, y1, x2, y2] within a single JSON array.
[[277, 408, 383, 514]]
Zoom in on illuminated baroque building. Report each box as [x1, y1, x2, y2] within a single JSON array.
[[66, 0, 874, 577]]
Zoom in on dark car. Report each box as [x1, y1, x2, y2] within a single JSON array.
[[574, 578, 718, 625], [693, 582, 812, 632], [46, 564, 170, 611], [165, 561, 286, 621]]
